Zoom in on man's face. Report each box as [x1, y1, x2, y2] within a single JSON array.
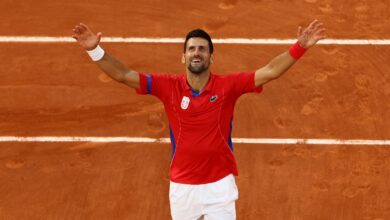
[[182, 37, 213, 74]]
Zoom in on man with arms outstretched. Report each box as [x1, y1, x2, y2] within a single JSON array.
[[72, 20, 325, 220]]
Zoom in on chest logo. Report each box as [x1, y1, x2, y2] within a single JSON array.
[[210, 95, 218, 102], [181, 96, 190, 110]]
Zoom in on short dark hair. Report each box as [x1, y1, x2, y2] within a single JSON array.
[[184, 29, 214, 54]]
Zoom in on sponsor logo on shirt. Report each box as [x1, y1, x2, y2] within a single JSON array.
[[181, 96, 190, 110], [210, 95, 218, 102]]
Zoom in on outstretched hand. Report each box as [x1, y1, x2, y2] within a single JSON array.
[[297, 20, 326, 48], [72, 23, 102, 51]]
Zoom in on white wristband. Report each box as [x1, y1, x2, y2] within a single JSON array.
[[86, 45, 105, 61]]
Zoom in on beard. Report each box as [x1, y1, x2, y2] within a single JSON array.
[[187, 59, 209, 74]]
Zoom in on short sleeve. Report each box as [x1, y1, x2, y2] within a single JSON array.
[[136, 73, 174, 101], [136, 73, 151, 95], [228, 72, 263, 97]]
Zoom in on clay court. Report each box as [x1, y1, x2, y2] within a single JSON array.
[[1, 0, 390, 219]]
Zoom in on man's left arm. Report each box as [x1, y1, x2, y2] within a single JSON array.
[[254, 20, 326, 87]]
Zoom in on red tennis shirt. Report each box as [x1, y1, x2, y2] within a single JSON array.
[[136, 72, 262, 184]]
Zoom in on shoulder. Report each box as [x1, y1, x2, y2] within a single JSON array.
[[146, 72, 181, 78], [143, 73, 184, 83], [213, 72, 255, 82]]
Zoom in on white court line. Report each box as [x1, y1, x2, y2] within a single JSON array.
[[0, 36, 388, 146], [0, 36, 390, 45], [0, 136, 389, 145]]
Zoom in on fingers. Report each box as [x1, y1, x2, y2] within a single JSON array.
[[302, 20, 325, 37], [313, 22, 324, 32], [96, 32, 102, 43], [72, 27, 82, 38], [304, 20, 323, 32], [313, 20, 326, 39], [73, 25, 84, 34], [297, 26, 303, 37], [72, 27, 79, 34], [72, 23, 91, 42], [315, 27, 326, 35], [316, 29, 327, 40], [79, 23, 89, 32], [72, 22, 90, 36], [297, 20, 326, 47], [307, 19, 320, 30]]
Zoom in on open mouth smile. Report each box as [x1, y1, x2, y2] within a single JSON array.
[[191, 58, 202, 64]]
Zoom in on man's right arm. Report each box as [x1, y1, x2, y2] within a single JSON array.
[[72, 23, 140, 89]]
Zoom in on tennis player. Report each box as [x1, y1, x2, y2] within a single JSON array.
[[72, 20, 325, 220]]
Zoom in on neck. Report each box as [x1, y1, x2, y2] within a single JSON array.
[[186, 70, 210, 92]]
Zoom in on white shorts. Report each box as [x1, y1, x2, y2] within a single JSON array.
[[169, 174, 239, 220]]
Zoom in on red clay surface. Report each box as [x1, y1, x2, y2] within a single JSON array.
[[1, 0, 390, 38], [1, 0, 390, 219]]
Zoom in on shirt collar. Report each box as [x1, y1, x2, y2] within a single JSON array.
[[182, 73, 215, 94]]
